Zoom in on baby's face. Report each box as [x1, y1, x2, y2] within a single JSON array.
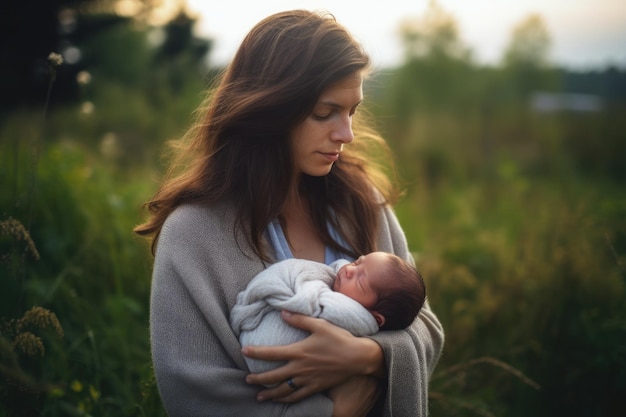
[[333, 252, 391, 308]]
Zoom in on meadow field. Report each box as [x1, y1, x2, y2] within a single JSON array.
[[1, 4, 625, 416]]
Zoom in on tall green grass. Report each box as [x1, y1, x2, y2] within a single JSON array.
[[2, 65, 624, 416], [1, 135, 161, 416], [388, 103, 626, 416]]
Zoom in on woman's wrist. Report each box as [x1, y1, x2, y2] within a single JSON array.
[[357, 337, 386, 378]]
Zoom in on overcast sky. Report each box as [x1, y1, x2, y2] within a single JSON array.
[[185, 0, 626, 70]]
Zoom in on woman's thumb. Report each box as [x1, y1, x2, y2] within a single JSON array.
[[281, 310, 314, 331]]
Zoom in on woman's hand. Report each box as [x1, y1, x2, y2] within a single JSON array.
[[328, 376, 381, 417], [242, 310, 385, 403]]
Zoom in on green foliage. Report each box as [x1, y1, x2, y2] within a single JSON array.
[[79, 16, 154, 87], [384, 61, 626, 417], [0, 7, 205, 415], [394, 147, 626, 416], [2, 1, 625, 416], [374, 6, 626, 414], [1, 134, 161, 415]]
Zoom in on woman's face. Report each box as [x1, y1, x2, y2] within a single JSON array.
[[290, 73, 363, 176]]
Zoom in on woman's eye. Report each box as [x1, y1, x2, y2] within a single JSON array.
[[313, 113, 331, 120]]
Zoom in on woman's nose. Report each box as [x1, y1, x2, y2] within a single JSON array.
[[330, 116, 354, 144]]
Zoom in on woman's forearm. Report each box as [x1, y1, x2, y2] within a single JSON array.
[[329, 376, 381, 417], [357, 337, 387, 379]]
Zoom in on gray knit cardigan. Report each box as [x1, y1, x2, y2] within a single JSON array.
[[150, 200, 444, 417]]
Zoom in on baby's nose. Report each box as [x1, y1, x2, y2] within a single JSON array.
[[345, 266, 355, 279]]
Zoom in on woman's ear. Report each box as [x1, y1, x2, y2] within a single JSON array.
[[371, 311, 385, 328]]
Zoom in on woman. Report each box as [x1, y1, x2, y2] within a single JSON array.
[[135, 9, 444, 417]]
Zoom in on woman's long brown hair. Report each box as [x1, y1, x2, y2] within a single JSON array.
[[134, 10, 400, 260]]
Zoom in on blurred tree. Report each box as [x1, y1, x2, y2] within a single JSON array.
[[152, 9, 213, 94], [503, 14, 550, 69], [76, 14, 154, 87], [501, 14, 557, 97], [1, 0, 75, 112], [0, 0, 204, 116], [383, 0, 479, 182], [399, 0, 469, 62], [392, 0, 474, 116], [73, 3, 211, 96]]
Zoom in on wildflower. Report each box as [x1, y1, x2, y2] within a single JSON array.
[[0, 217, 40, 260], [13, 332, 45, 356], [71, 380, 83, 392], [89, 385, 101, 401], [48, 52, 64, 67], [17, 306, 64, 338]]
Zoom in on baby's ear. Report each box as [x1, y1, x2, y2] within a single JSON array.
[[371, 311, 385, 328]]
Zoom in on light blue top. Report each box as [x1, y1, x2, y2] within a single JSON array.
[[266, 218, 354, 265]]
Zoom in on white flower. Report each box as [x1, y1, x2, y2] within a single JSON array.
[[48, 52, 64, 67]]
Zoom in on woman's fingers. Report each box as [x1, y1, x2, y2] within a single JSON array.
[[241, 312, 336, 365], [242, 344, 291, 362], [242, 311, 373, 401], [279, 310, 324, 332], [255, 376, 326, 403], [244, 365, 293, 386]]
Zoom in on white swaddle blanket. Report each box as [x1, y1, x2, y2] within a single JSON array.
[[230, 258, 379, 374]]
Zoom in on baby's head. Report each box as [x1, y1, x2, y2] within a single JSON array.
[[333, 252, 426, 330]]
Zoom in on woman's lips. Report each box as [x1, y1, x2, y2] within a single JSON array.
[[320, 152, 340, 162]]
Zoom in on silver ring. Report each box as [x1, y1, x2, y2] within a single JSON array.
[[286, 377, 299, 390]]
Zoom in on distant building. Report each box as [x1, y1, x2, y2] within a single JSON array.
[[530, 91, 604, 113]]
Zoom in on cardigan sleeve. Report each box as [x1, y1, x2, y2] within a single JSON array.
[[150, 204, 334, 417], [367, 205, 445, 417]]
